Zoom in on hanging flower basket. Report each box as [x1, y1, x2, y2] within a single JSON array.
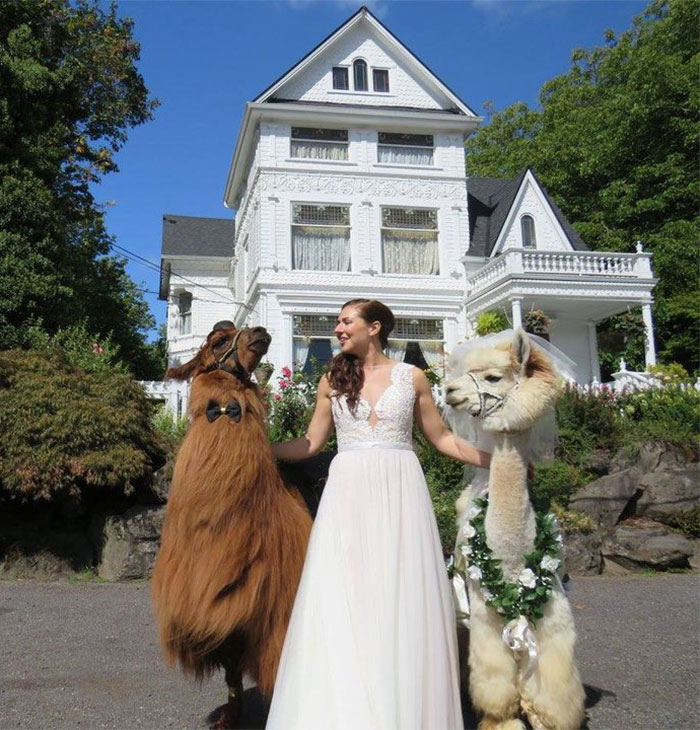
[[523, 309, 551, 337], [254, 362, 275, 387]]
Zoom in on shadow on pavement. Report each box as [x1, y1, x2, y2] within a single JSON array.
[[207, 688, 269, 729]]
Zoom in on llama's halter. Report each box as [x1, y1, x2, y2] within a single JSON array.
[[209, 330, 251, 381], [465, 371, 520, 418]]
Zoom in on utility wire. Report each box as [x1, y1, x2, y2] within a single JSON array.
[[109, 242, 257, 313]]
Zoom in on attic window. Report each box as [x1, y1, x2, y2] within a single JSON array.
[[521, 215, 536, 248], [353, 59, 368, 91], [291, 127, 348, 161], [373, 69, 389, 93], [378, 132, 434, 165], [332, 66, 349, 90]]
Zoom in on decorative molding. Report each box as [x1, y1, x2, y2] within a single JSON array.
[[257, 170, 466, 200]]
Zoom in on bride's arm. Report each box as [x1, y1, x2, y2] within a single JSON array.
[[413, 368, 491, 468], [271, 375, 334, 462]]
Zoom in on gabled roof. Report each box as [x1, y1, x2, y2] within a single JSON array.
[[467, 169, 588, 256], [254, 6, 476, 117], [161, 214, 234, 258]]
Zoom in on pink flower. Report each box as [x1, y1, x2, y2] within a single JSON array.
[[279, 380, 289, 389], [91, 343, 104, 355], [281, 366, 292, 378], [274, 393, 282, 401]]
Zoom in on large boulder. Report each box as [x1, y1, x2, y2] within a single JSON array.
[[634, 451, 699, 524], [601, 518, 695, 571], [95, 505, 166, 581], [0, 529, 93, 579], [563, 529, 604, 576], [568, 469, 641, 528]]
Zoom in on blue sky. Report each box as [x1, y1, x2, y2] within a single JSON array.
[[98, 0, 648, 336]]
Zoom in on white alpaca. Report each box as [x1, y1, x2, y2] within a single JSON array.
[[446, 330, 585, 730]]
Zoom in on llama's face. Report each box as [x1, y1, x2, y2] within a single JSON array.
[[209, 324, 272, 375], [445, 344, 520, 426]]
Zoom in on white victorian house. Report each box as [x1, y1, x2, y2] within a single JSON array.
[[156, 6, 657, 413]]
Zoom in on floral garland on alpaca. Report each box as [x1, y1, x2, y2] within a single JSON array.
[[458, 496, 563, 624]]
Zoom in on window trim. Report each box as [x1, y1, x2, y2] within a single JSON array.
[[353, 58, 368, 91], [372, 68, 390, 93], [331, 65, 349, 90], [521, 214, 537, 249]]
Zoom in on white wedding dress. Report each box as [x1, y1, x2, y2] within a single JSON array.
[[266, 362, 464, 730]]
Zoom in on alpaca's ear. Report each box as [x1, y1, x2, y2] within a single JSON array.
[[512, 328, 531, 374], [166, 352, 203, 381]]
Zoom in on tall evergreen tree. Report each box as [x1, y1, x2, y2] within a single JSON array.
[[0, 0, 162, 377], [466, 0, 699, 372]]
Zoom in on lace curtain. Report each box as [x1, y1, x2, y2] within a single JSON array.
[[292, 338, 309, 372], [377, 145, 433, 166], [382, 230, 439, 275], [291, 141, 348, 161], [293, 227, 351, 271], [385, 339, 408, 361]]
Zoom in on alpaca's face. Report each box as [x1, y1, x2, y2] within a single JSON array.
[[445, 344, 520, 430]]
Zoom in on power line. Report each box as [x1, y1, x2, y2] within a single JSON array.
[[109, 242, 257, 313]]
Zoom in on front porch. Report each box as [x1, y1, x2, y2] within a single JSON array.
[[463, 245, 658, 383]]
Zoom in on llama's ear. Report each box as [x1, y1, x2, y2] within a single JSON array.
[[512, 328, 531, 373], [165, 352, 203, 381]]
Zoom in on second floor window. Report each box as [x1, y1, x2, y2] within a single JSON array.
[[332, 66, 349, 90], [381, 207, 439, 275], [292, 203, 351, 271], [521, 215, 536, 248], [291, 127, 348, 161], [377, 132, 433, 165], [353, 59, 368, 91], [177, 291, 192, 335]]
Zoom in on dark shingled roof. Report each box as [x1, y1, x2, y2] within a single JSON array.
[[467, 169, 588, 257], [268, 98, 463, 115], [161, 214, 234, 258]]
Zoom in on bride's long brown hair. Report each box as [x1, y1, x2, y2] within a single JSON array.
[[327, 299, 396, 413]]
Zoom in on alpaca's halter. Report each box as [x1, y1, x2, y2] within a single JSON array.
[[466, 372, 520, 418]]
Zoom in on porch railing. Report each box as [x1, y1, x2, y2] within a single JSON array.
[[467, 248, 654, 299]]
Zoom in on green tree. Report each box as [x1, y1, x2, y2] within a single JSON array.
[[466, 0, 699, 372], [0, 0, 161, 377]]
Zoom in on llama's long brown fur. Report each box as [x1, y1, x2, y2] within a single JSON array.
[[152, 329, 311, 698]]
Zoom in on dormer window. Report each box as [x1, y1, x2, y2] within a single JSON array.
[[353, 59, 368, 91], [332, 66, 349, 90], [373, 69, 389, 93], [291, 127, 348, 161], [378, 132, 433, 166], [521, 215, 536, 248]]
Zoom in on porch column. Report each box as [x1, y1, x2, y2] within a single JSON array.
[[641, 300, 657, 367], [587, 320, 601, 383], [510, 298, 523, 329]]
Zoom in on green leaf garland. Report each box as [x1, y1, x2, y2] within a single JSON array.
[[457, 496, 564, 624]]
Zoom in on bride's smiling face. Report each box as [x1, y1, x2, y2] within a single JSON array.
[[334, 306, 379, 356]]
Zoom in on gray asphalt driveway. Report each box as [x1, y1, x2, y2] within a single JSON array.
[[1, 575, 698, 730]]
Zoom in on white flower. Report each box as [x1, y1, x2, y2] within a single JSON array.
[[540, 555, 561, 573], [481, 587, 494, 601], [467, 565, 483, 581], [462, 523, 476, 539], [555, 534, 564, 547], [468, 505, 482, 519], [518, 568, 537, 589], [460, 543, 472, 558]]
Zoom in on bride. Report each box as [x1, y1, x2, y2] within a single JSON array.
[[268, 298, 490, 729]]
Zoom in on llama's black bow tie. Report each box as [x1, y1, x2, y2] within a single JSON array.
[[205, 399, 242, 423]]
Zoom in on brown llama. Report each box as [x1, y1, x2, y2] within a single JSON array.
[[152, 321, 312, 728]]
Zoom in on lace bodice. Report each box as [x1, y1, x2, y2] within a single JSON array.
[[331, 362, 416, 448]]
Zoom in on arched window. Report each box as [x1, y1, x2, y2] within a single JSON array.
[[353, 59, 368, 91], [521, 215, 536, 249], [177, 291, 192, 335]]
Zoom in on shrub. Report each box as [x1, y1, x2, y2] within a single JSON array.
[[647, 362, 691, 384], [475, 310, 509, 336], [555, 385, 620, 464], [151, 406, 189, 454], [666, 507, 700, 539], [616, 386, 700, 452], [414, 430, 465, 555], [266, 366, 317, 443], [551, 504, 596, 535], [529, 460, 584, 512], [0, 349, 166, 504]]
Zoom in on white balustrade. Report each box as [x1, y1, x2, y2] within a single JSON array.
[[468, 248, 651, 297]]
